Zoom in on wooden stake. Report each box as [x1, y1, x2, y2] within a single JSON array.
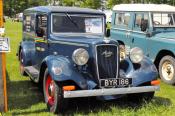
[[1, 53, 7, 112], [0, 0, 8, 112]]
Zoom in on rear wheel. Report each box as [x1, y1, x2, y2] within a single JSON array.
[[159, 55, 175, 85], [19, 50, 27, 76], [43, 69, 68, 113]]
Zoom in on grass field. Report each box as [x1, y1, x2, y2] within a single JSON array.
[[2, 20, 175, 116]]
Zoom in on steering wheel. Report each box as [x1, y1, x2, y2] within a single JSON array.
[[153, 21, 161, 25]]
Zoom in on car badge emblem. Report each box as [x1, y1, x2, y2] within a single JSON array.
[[101, 50, 113, 58]]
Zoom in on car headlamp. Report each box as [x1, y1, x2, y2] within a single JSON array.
[[72, 48, 89, 66], [130, 47, 144, 63]]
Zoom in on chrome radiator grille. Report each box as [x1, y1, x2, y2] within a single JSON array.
[[96, 45, 118, 79]]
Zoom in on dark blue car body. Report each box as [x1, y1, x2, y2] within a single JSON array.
[[17, 6, 159, 113]]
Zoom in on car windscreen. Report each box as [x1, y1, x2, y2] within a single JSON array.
[[51, 13, 104, 34], [153, 13, 175, 27]]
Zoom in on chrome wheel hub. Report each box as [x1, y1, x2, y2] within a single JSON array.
[[162, 61, 174, 81]]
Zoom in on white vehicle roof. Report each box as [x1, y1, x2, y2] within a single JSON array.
[[113, 4, 175, 12]]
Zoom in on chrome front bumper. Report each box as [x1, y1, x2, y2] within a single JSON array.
[[64, 86, 160, 98]]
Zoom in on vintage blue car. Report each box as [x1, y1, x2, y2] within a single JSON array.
[[111, 4, 175, 85], [17, 6, 160, 113]]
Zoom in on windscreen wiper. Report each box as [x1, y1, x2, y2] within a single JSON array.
[[66, 13, 79, 29]]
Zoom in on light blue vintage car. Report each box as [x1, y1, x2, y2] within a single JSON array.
[[111, 4, 175, 85]]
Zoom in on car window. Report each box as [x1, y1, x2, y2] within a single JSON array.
[[51, 13, 104, 34], [114, 12, 131, 27], [36, 15, 47, 37], [153, 13, 175, 27], [134, 13, 149, 31], [23, 14, 35, 33]]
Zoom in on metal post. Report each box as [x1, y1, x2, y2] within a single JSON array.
[[0, 0, 8, 112]]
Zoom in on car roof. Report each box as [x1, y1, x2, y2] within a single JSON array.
[[24, 6, 104, 15], [113, 4, 175, 12]]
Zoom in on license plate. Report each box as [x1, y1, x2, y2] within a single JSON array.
[[100, 78, 132, 87]]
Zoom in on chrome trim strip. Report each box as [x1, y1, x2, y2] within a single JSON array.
[[64, 85, 160, 98], [48, 39, 89, 47], [111, 27, 147, 35], [95, 44, 119, 87]]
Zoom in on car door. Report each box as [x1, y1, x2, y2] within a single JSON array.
[[130, 12, 149, 55], [35, 14, 48, 68]]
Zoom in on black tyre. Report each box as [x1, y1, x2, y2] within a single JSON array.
[[159, 55, 175, 85], [43, 69, 68, 113], [19, 50, 27, 76]]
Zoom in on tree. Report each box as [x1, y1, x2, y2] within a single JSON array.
[[80, 0, 101, 9], [62, 0, 76, 6], [107, 0, 123, 9], [4, 0, 47, 17]]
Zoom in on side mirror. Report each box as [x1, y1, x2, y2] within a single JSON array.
[[140, 19, 148, 32], [106, 29, 110, 37], [146, 32, 153, 37]]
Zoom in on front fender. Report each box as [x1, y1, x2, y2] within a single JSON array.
[[122, 57, 158, 86], [42, 55, 87, 89]]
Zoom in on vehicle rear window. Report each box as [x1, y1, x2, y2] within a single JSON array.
[[153, 13, 175, 27]]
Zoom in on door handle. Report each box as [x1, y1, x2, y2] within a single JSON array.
[[132, 38, 134, 43], [126, 32, 131, 38]]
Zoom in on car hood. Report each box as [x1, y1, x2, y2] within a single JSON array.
[[49, 34, 107, 45], [156, 32, 175, 39]]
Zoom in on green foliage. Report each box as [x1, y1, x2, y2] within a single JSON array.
[[62, 0, 101, 9], [107, 0, 122, 9], [62, 0, 77, 6], [3, 0, 175, 17], [80, 0, 101, 9], [4, 0, 47, 17]]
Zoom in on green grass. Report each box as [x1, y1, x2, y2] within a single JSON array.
[[3, 20, 175, 116]]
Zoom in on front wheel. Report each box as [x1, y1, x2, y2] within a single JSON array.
[[159, 55, 175, 85], [43, 69, 68, 113]]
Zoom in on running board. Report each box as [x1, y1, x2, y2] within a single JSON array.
[[24, 66, 39, 79]]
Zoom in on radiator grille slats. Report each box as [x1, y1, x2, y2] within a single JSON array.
[[96, 45, 118, 79]]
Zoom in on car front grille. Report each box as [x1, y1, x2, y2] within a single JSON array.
[[96, 44, 118, 79]]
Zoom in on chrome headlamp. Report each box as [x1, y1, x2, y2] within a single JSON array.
[[72, 48, 89, 65], [130, 47, 144, 63]]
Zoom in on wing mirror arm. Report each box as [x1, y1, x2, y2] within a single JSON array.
[[146, 32, 152, 37]]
